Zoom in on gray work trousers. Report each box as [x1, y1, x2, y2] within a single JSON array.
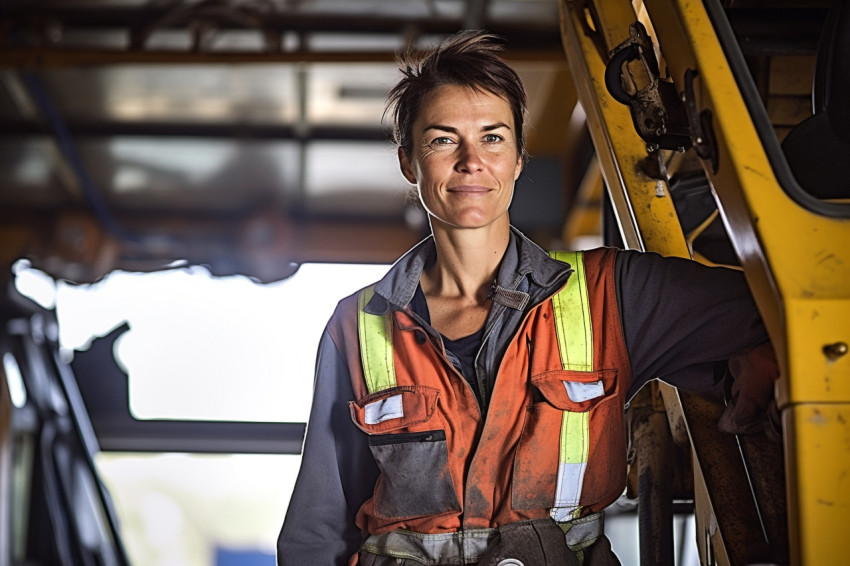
[[357, 519, 622, 566]]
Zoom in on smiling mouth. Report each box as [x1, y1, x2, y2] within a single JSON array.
[[448, 185, 492, 193]]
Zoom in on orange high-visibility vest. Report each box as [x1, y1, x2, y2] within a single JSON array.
[[342, 247, 630, 538]]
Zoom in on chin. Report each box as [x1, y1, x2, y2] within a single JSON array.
[[449, 218, 506, 231], [429, 208, 509, 231]]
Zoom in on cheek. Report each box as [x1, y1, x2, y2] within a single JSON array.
[[416, 183, 432, 203], [418, 159, 448, 187]]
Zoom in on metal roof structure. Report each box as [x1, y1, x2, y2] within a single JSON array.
[[1, 0, 581, 284]]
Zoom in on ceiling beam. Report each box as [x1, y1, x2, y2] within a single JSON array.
[[0, 118, 391, 141], [2, 7, 557, 37], [0, 46, 567, 67]]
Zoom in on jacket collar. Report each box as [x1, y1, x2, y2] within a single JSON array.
[[365, 226, 571, 316]]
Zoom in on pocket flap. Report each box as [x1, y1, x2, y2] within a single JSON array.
[[530, 369, 616, 412], [349, 386, 439, 434]]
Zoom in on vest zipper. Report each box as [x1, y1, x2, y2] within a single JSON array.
[[402, 307, 484, 420]]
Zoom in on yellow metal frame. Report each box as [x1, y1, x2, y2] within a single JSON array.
[[559, 0, 687, 258], [642, 1, 850, 564], [561, 0, 850, 564], [559, 5, 741, 564]]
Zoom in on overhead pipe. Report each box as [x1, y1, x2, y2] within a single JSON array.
[[19, 71, 134, 242]]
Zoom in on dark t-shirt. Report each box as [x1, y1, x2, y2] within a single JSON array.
[[409, 251, 753, 403], [410, 283, 483, 391]]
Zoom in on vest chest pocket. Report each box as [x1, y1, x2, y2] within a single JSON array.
[[350, 386, 461, 519], [512, 369, 618, 514]]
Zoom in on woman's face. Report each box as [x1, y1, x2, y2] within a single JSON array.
[[399, 84, 523, 232]]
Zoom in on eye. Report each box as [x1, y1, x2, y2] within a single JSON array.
[[431, 136, 455, 146], [483, 133, 504, 143]]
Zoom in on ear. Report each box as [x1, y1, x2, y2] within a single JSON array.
[[398, 147, 417, 185], [513, 154, 524, 181]]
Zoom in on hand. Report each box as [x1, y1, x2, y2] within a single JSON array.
[[718, 341, 779, 437]]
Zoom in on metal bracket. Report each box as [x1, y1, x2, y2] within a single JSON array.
[[604, 21, 691, 153], [682, 68, 719, 174]]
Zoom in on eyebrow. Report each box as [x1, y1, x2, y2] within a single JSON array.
[[423, 122, 512, 134]]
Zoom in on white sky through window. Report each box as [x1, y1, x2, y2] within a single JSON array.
[[44, 262, 388, 422]]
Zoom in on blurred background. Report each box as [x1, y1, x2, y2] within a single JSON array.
[[1, 2, 602, 563], [0, 0, 829, 564]]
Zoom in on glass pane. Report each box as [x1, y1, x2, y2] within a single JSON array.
[[306, 63, 398, 126], [75, 138, 299, 203], [303, 141, 408, 216], [0, 137, 66, 197], [55, 262, 388, 422], [37, 66, 297, 124]]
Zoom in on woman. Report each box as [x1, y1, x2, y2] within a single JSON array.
[[277, 30, 774, 565]]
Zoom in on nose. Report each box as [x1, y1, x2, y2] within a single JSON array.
[[455, 143, 484, 173]]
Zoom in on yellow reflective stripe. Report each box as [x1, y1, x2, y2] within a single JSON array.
[[357, 286, 397, 394], [549, 251, 594, 519], [549, 251, 593, 372], [553, 411, 590, 511], [560, 410, 590, 464]]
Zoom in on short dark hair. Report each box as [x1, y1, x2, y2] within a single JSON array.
[[386, 30, 528, 162]]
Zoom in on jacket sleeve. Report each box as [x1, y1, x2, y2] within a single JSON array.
[[277, 329, 379, 566], [614, 250, 771, 400]]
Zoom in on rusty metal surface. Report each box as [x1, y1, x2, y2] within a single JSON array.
[[738, 433, 789, 563], [674, 387, 777, 565], [627, 383, 694, 566], [634, 405, 675, 566]]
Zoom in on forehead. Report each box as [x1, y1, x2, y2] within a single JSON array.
[[415, 84, 514, 129]]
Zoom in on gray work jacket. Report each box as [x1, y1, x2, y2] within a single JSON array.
[[277, 227, 767, 566]]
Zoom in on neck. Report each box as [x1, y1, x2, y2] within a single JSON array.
[[423, 217, 511, 302]]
